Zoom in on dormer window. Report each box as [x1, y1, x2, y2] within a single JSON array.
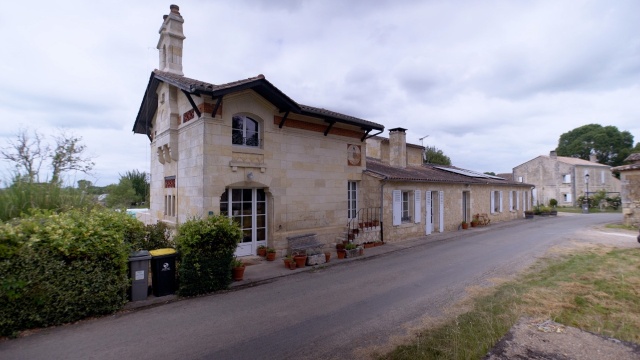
[[232, 115, 260, 147]]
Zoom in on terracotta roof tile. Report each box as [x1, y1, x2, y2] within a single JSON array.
[[365, 158, 531, 186]]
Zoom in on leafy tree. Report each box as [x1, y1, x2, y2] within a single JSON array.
[[105, 179, 137, 208], [1, 129, 94, 184], [423, 146, 452, 166], [120, 170, 149, 205], [484, 172, 496, 176], [556, 124, 634, 167], [50, 131, 94, 183]]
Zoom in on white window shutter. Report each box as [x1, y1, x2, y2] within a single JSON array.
[[567, 193, 572, 202], [509, 191, 513, 211], [516, 191, 520, 210], [439, 191, 444, 233], [425, 191, 432, 235], [499, 191, 503, 212], [414, 190, 421, 223], [392, 190, 401, 226], [490, 192, 495, 214]]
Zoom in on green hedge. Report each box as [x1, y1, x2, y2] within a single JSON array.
[[176, 215, 242, 297], [0, 209, 142, 336]]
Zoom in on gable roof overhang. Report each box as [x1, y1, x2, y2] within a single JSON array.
[[133, 70, 384, 141]]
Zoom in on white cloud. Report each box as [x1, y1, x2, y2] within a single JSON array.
[[1, 0, 639, 185]]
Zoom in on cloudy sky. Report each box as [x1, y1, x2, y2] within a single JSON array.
[[1, 0, 639, 186]]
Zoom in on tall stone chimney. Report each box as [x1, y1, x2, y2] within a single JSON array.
[[589, 153, 598, 163], [549, 150, 557, 159], [389, 127, 407, 168], [157, 5, 185, 76]]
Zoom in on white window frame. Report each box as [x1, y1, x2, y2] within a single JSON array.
[[348, 181, 358, 219], [491, 190, 503, 214], [232, 114, 261, 147], [393, 189, 415, 225], [563, 174, 571, 184]]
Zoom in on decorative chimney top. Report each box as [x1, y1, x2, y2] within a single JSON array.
[[157, 4, 185, 76], [389, 127, 407, 133], [549, 150, 557, 159]]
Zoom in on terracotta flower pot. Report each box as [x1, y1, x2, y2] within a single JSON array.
[[257, 248, 267, 257], [232, 266, 245, 281], [288, 261, 297, 270], [293, 255, 307, 268], [324, 252, 331, 263], [266, 252, 276, 261], [337, 249, 346, 259]]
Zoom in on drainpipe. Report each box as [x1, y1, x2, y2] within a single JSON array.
[[380, 177, 388, 243]]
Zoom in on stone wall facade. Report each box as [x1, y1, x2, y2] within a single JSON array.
[[148, 85, 368, 255], [360, 177, 532, 243], [513, 154, 620, 207]]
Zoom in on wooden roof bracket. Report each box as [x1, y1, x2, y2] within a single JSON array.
[[182, 90, 202, 118], [212, 96, 223, 117], [362, 129, 379, 142], [278, 110, 290, 128], [323, 121, 335, 136]]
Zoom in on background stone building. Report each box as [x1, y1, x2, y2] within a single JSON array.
[[612, 153, 640, 227], [361, 129, 533, 242], [513, 151, 621, 207]]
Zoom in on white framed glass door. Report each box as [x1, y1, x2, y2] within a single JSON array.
[[220, 188, 267, 256]]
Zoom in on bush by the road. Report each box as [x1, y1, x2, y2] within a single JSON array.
[[176, 215, 242, 297], [0, 209, 143, 337]]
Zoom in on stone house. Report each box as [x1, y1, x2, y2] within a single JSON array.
[[612, 153, 640, 227], [513, 151, 621, 207], [133, 5, 534, 256], [360, 129, 533, 242]]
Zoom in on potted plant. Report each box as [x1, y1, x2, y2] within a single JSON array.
[[471, 214, 480, 227], [324, 251, 331, 263], [364, 241, 374, 249], [283, 255, 293, 268], [231, 257, 245, 281], [524, 210, 534, 219], [288, 259, 298, 270], [337, 248, 346, 259], [257, 245, 267, 257], [293, 252, 307, 267], [266, 247, 276, 261], [344, 243, 362, 258], [461, 221, 469, 229], [372, 219, 379, 227]]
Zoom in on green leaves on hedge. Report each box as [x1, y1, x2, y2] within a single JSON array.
[[0, 209, 139, 336], [175, 215, 242, 297]]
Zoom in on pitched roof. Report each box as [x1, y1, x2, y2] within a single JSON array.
[[555, 156, 609, 167], [133, 70, 384, 138], [624, 153, 640, 163], [514, 154, 610, 169], [365, 158, 531, 186]]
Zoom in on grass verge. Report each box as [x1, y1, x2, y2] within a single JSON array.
[[381, 245, 640, 359]]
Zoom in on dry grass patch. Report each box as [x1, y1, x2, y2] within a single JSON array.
[[381, 245, 640, 359]]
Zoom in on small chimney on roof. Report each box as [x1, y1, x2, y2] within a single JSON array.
[[389, 127, 407, 168], [549, 150, 557, 159], [157, 5, 185, 76], [589, 153, 598, 163]]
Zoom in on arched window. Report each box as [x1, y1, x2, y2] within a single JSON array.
[[232, 115, 260, 147]]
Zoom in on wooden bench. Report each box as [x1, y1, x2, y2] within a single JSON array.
[[287, 233, 324, 255], [474, 213, 490, 226]]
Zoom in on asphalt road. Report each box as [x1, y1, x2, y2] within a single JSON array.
[[0, 213, 621, 360]]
